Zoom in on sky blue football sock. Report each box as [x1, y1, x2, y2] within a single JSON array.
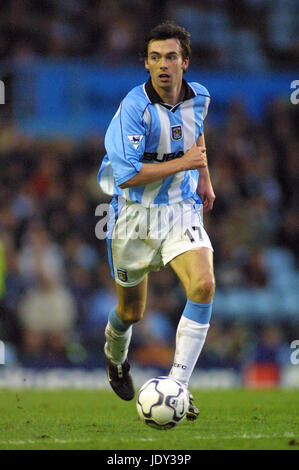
[[182, 298, 213, 324], [108, 307, 130, 332], [169, 299, 212, 387], [105, 308, 132, 364]]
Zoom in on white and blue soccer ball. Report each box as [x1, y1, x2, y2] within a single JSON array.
[[136, 376, 189, 430]]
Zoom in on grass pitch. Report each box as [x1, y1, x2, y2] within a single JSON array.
[[0, 388, 298, 450]]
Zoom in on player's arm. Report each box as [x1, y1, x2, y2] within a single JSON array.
[[196, 133, 215, 212], [120, 143, 207, 188], [107, 98, 206, 189]]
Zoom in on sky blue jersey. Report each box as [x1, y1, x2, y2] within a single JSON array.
[[98, 78, 210, 207]]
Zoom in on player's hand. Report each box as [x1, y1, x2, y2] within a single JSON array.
[[183, 142, 207, 170], [197, 173, 216, 212]]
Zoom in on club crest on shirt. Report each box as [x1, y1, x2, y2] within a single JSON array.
[[117, 268, 128, 282], [128, 135, 143, 150], [171, 125, 183, 141]]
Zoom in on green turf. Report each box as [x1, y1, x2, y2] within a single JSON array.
[[0, 388, 298, 450]]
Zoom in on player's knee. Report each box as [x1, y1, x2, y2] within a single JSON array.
[[187, 274, 215, 303], [118, 301, 145, 325]]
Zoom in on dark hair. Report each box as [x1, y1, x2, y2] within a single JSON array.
[[142, 21, 192, 61]]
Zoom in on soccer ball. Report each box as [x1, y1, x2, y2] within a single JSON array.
[[136, 376, 189, 430]]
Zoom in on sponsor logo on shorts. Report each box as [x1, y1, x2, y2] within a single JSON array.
[[171, 125, 183, 141], [117, 268, 128, 282]]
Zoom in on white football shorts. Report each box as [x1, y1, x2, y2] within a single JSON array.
[[107, 197, 213, 287]]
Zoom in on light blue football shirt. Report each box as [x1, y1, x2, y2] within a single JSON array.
[[98, 78, 210, 207]]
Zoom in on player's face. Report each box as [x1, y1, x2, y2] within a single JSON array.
[[145, 38, 189, 94]]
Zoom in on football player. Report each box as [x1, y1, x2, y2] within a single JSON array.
[[98, 21, 216, 420]]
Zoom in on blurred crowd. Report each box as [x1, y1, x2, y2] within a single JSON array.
[[0, 0, 298, 69], [0, 94, 298, 370]]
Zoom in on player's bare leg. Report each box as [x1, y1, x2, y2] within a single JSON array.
[[104, 276, 148, 400], [169, 247, 215, 419], [115, 275, 148, 325]]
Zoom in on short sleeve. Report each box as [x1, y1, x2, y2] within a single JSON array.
[[104, 98, 146, 186]]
